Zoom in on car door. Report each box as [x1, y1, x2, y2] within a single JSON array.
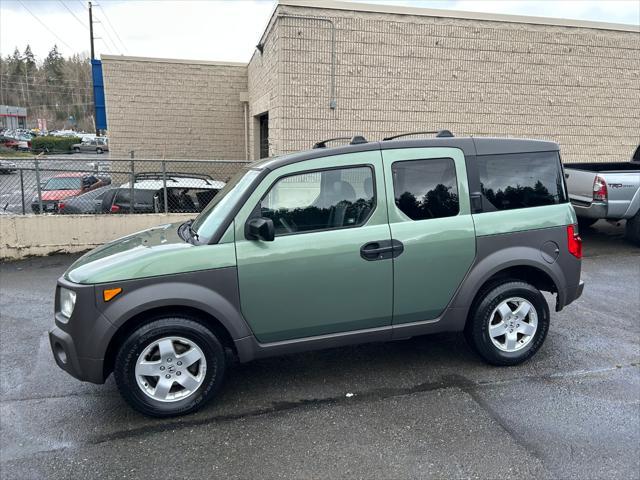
[[381, 147, 476, 325], [235, 150, 394, 343]]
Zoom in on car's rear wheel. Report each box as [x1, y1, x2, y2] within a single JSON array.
[[96, 148, 103, 154], [74, 147, 80, 153], [465, 281, 550, 366], [114, 317, 227, 417], [577, 216, 598, 229], [625, 211, 640, 246]]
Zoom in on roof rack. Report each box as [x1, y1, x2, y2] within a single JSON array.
[[383, 130, 454, 141], [133, 172, 215, 184], [313, 135, 368, 149]]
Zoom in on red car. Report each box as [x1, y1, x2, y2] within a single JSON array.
[[0, 137, 20, 149], [31, 172, 107, 213]]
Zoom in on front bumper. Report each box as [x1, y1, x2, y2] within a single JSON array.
[[49, 279, 115, 384], [49, 324, 106, 384]]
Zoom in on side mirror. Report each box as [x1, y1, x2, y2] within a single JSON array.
[[246, 217, 275, 242]]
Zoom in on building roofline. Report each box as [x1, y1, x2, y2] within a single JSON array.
[[100, 54, 247, 67], [279, 0, 639, 33]]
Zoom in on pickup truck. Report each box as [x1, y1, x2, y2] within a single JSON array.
[[565, 145, 640, 245]]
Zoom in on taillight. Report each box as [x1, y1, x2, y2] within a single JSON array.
[[58, 202, 65, 211], [593, 175, 607, 202], [110, 205, 120, 213], [567, 225, 582, 259]]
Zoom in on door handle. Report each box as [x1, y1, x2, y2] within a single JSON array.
[[360, 240, 404, 261]]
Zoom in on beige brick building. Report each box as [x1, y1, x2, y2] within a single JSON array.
[[102, 0, 640, 163]]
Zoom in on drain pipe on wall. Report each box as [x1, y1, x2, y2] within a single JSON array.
[[240, 92, 249, 160], [258, 13, 336, 109]]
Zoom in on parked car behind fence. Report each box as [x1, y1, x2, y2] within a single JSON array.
[[97, 173, 226, 214], [0, 157, 247, 216]]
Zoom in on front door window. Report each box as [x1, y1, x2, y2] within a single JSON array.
[[260, 166, 375, 236]]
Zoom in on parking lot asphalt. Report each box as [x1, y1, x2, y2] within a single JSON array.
[[1, 222, 638, 479]]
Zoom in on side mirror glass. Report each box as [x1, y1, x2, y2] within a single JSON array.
[[246, 217, 275, 242]]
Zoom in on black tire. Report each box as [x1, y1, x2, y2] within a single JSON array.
[[96, 148, 103, 154], [465, 281, 550, 366], [74, 147, 80, 153], [577, 216, 598, 229], [625, 212, 640, 246], [114, 317, 227, 417]]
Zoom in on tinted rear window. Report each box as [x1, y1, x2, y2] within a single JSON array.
[[478, 151, 567, 212], [115, 189, 157, 204], [392, 158, 459, 220]]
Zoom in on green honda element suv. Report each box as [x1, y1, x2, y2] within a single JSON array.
[[50, 132, 584, 417]]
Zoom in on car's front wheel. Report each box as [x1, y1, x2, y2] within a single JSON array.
[[74, 147, 80, 153], [114, 317, 227, 417], [465, 281, 550, 366]]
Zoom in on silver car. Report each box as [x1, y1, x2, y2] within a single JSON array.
[[0, 159, 17, 174], [72, 138, 109, 154]]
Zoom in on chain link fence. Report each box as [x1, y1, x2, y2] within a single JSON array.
[[0, 156, 250, 216]]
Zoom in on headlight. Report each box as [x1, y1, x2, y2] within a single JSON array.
[[59, 288, 77, 318]]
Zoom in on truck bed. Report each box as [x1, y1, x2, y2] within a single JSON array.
[[565, 162, 640, 173]]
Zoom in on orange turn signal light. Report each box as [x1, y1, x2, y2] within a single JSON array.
[[103, 287, 122, 302]]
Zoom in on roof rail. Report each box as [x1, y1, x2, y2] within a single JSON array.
[[313, 135, 368, 149], [383, 130, 454, 141], [133, 172, 215, 184]]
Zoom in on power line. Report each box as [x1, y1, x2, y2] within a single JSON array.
[[96, 35, 118, 54], [17, 0, 75, 52], [59, 0, 88, 30], [94, 19, 121, 54], [97, 4, 128, 53]]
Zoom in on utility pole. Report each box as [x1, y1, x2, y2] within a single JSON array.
[[89, 2, 95, 60], [88, 1, 98, 135]]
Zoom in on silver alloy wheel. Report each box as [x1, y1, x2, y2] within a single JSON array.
[[135, 336, 207, 402], [488, 297, 538, 352]]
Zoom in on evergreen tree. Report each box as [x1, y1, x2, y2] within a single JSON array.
[[1, 45, 94, 130]]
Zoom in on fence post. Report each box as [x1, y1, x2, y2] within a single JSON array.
[[19, 168, 26, 215], [129, 158, 135, 214], [161, 159, 168, 214], [34, 157, 43, 215]]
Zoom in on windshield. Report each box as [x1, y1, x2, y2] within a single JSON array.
[[192, 168, 260, 243], [44, 177, 82, 191]]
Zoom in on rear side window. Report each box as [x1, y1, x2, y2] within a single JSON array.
[[392, 158, 459, 221], [478, 151, 567, 211], [115, 189, 156, 204]]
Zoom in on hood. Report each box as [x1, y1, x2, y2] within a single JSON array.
[[41, 189, 81, 201], [65, 222, 236, 284]]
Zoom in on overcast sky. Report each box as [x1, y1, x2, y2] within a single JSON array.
[[1, 0, 639, 63]]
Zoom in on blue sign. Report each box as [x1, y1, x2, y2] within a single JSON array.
[[91, 59, 107, 131]]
